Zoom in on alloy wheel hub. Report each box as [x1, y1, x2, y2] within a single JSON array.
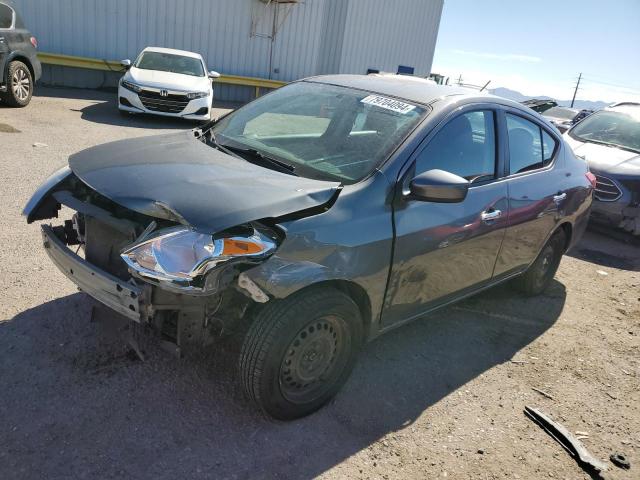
[[12, 68, 30, 101]]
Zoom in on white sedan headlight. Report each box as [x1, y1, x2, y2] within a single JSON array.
[[187, 91, 209, 99], [121, 79, 143, 93], [120, 226, 276, 293]]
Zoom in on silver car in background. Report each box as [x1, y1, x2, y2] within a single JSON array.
[[564, 102, 640, 235]]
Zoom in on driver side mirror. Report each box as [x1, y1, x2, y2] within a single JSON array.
[[208, 70, 221, 79], [408, 169, 469, 203], [121, 59, 131, 70]]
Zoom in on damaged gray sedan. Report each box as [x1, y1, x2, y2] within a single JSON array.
[[24, 75, 593, 419]]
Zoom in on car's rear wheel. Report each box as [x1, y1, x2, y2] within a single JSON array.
[[2, 61, 33, 107], [513, 228, 566, 296], [239, 287, 363, 420]]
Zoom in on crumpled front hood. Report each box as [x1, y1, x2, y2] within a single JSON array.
[[68, 131, 341, 233], [564, 135, 640, 177], [127, 67, 209, 92]]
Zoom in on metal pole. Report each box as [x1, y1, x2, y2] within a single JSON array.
[[480, 80, 491, 92], [267, 2, 278, 80], [571, 73, 582, 108]]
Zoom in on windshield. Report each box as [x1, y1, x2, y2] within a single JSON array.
[[209, 82, 427, 183], [569, 108, 640, 153], [134, 52, 204, 77], [544, 107, 577, 120]]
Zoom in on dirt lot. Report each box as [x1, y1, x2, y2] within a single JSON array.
[[1, 88, 639, 480]]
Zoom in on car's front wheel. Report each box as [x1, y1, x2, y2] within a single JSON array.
[[513, 228, 566, 296], [2, 61, 33, 107], [239, 287, 363, 420]]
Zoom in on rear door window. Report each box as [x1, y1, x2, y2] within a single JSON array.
[[506, 114, 557, 174], [0, 3, 14, 29]]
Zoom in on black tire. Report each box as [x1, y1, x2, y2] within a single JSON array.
[[239, 287, 363, 420], [513, 229, 566, 296], [2, 61, 33, 107]]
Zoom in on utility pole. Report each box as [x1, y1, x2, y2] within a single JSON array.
[[571, 73, 582, 108]]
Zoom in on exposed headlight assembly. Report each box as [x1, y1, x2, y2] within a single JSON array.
[[120, 226, 277, 294], [121, 80, 143, 93], [187, 91, 209, 99]]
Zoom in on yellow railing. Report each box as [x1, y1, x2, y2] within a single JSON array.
[[37, 52, 286, 97]]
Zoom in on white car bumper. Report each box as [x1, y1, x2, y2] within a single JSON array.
[[118, 85, 212, 121]]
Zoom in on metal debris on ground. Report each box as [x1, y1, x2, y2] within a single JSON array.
[[609, 453, 630, 470], [524, 406, 609, 479], [32, 142, 48, 147], [531, 387, 554, 400]]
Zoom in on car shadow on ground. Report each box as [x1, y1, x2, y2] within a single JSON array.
[[567, 228, 640, 272], [26, 86, 236, 129], [1, 280, 565, 479], [76, 98, 199, 129]]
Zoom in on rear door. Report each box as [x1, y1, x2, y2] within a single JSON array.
[[493, 110, 564, 277], [383, 106, 509, 327], [0, 2, 14, 80]]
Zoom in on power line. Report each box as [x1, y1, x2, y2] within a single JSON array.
[[581, 74, 640, 91], [581, 77, 640, 93]]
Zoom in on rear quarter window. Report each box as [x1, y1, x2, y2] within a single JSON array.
[[0, 3, 14, 29]]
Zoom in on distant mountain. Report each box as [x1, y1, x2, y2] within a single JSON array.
[[489, 87, 609, 111]]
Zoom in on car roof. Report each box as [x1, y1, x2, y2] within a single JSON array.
[[607, 103, 640, 118], [141, 46, 203, 60], [305, 74, 491, 106]]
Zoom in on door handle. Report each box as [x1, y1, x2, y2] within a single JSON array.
[[481, 209, 502, 222], [553, 193, 567, 203]]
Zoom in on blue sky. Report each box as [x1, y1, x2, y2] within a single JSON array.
[[431, 0, 640, 102]]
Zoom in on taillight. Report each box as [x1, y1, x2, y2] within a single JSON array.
[[30, 36, 38, 49], [585, 172, 597, 189]]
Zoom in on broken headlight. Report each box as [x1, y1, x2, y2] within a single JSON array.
[[120, 226, 276, 292]]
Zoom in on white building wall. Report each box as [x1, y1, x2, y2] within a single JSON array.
[[11, 0, 443, 100]]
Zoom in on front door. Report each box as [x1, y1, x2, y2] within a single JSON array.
[[383, 108, 508, 327]]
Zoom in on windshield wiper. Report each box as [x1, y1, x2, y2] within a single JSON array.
[[206, 131, 245, 159], [220, 144, 298, 176], [204, 131, 297, 175]]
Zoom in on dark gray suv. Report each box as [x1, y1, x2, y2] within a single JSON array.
[[24, 75, 593, 419], [0, 1, 41, 107]]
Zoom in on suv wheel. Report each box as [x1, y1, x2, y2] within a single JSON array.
[[513, 228, 566, 296], [239, 288, 363, 420], [2, 61, 33, 107]]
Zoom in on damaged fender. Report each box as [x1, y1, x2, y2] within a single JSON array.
[[23, 165, 71, 222]]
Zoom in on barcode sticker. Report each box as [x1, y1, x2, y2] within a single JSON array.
[[360, 95, 416, 114]]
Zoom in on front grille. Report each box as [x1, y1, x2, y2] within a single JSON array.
[[594, 174, 622, 202], [138, 90, 189, 113]]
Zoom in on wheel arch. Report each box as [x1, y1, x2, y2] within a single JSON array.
[[558, 221, 573, 252], [3, 53, 35, 83], [283, 279, 373, 340]]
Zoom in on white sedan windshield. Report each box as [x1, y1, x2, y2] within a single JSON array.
[[211, 82, 427, 183], [135, 52, 204, 77]]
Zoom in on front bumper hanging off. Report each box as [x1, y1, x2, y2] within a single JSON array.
[[41, 224, 145, 322]]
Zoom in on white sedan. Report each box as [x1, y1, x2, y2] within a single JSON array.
[[118, 47, 220, 121]]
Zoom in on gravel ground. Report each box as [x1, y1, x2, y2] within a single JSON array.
[[1, 87, 639, 480]]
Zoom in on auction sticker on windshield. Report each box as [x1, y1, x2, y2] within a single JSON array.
[[361, 95, 416, 114]]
